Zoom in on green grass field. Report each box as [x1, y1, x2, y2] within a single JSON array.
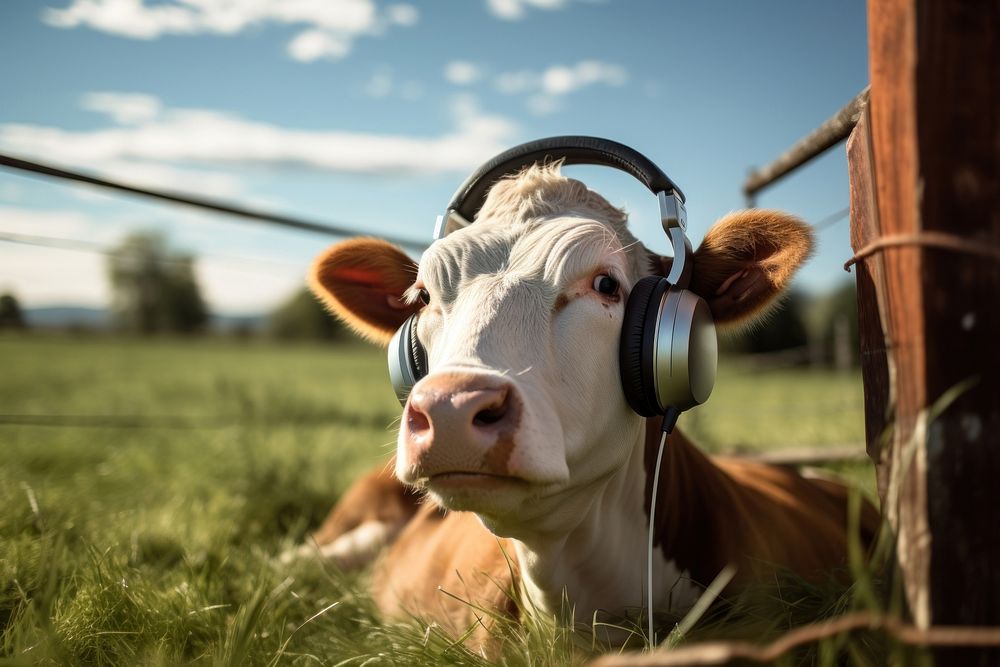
[[0, 335, 896, 665]]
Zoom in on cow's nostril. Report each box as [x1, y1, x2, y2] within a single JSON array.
[[406, 403, 431, 434], [473, 403, 508, 427]]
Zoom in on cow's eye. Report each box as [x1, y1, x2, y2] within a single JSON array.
[[417, 288, 431, 306], [592, 274, 619, 296]]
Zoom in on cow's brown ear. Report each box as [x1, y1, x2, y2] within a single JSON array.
[[688, 210, 813, 329], [309, 238, 420, 345]]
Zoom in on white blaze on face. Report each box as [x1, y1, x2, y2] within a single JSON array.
[[395, 216, 647, 529]]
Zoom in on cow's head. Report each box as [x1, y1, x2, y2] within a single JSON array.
[[310, 165, 812, 536]]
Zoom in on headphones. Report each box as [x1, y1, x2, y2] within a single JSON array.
[[388, 136, 717, 431]]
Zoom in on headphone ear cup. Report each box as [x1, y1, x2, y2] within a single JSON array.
[[388, 314, 427, 405], [619, 276, 669, 417], [651, 289, 718, 412]]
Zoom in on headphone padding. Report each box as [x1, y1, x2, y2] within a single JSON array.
[[408, 315, 428, 379], [388, 314, 427, 405], [619, 276, 668, 417]]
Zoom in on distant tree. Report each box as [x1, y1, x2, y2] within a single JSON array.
[[816, 280, 860, 368], [107, 232, 208, 334], [728, 289, 810, 355], [0, 292, 26, 329], [161, 254, 208, 334], [268, 288, 347, 341]]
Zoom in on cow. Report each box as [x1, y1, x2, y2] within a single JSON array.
[[297, 161, 879, 647]]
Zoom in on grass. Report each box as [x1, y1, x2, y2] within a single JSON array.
[[0, 334, 894, 665], [685, 359, 867, 451]]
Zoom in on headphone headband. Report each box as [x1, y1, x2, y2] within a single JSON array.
[[446, 136, 685, 222]]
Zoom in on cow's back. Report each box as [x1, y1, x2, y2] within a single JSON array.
[[705, 456, 880, 581], [647, 423, 880, 587]]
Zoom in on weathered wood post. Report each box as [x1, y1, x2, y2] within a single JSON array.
[[849, 0, 1000, 659]]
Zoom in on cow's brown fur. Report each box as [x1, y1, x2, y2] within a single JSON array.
[[643, 419, 879, 586], [309, 461, 421, 549], [372, 504, 518, 644]]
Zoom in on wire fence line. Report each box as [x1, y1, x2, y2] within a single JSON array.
[[0, 152, 429, 253], [0, 413, 228, 429], [0, 404, 862, 425], [0, 230, 303, 278], [0, 410, 867, 466], [812, 206, 850, 231], [0, 408, 396, 432]]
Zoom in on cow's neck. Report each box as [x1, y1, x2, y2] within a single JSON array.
[[501, 418, 706, 625]]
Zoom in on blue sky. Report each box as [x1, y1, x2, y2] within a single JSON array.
[[0, 0, 868, 314]]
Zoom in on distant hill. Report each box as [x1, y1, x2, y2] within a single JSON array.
[[25, 306, 109, 329], [24, 306, 265, 332], [211, 312, 267, 333]]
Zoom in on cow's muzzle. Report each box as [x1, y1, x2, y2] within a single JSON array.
[[399, 371, 523, 482]]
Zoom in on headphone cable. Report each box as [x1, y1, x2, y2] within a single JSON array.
[[647, 425, 669, 647]]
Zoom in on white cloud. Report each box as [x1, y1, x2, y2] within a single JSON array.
[[42, 0, 418, 63], [526, 94, 561, 116], [363, 67, 394, 98], [43, 0, 196, 38], [495, 70, 539, 95], [82, 91, 163, 125], [0, 206, 304, 313], [0, 243, 109, 307], [385, 3, 418, 26], [43, 0, 374, 38], [541, 60, 626, 94], [287, 29, 351, 62], [0, 207, 116, 307], [362, 66, 424, 100], [494, 60, 627, 114], [96, 160, 245, 198], [0, 92, 518, 178], [444, 61, 483, 86], [0, 206, 115, 241], [4, 95, 246, 201], [57, 164, 253, 208], [487, 0, 567, 20], [195, 258, 303, 314], [0, 232, 303, 313]]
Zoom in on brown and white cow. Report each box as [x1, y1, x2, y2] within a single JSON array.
[[300, 163, 879, 643]]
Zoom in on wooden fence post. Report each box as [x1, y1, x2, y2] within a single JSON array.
[[850, 0, 1000, 659]]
